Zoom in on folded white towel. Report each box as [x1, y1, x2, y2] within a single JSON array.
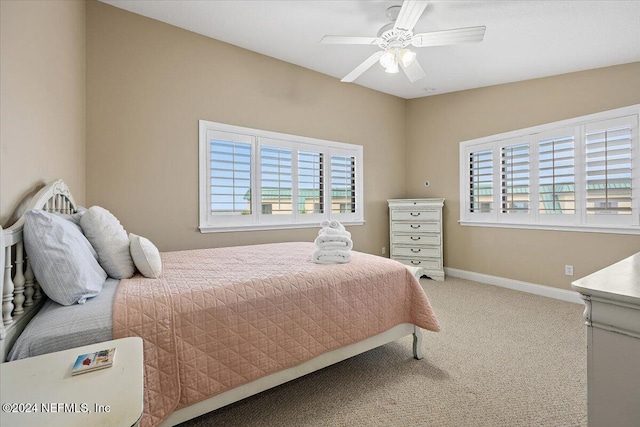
[[312, 249, 351, 264], [318, 227, 351, 239], [320, 220, 345, 232], [314, 234, 353, 251], [316, 243, 348, 251]]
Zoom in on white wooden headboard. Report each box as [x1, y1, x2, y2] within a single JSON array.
[[0, 179, 78, 361]]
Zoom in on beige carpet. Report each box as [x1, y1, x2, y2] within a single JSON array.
[[177, 276, 587, 427]]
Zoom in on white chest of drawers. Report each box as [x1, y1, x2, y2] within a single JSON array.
[[388, 198, 445, 281], [571, 253, 640, 427]]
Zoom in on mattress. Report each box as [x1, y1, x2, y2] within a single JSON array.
[[113, 242, 440, 426], [8, 278, 119, 361]]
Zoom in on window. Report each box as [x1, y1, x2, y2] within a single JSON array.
[[298, 150, 324, 215], [538, 131, 576, 217], [468, 147, 493, 216], [331, 155, 357, 214], [199, 120, 364, 232], [260, 143, 292, 217], [460, 105, 640, 234], [585, 117, 633, 219], [500, 141, 530, 216], [209, 137, 252, 216]]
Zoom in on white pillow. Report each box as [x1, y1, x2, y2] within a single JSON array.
[[80, 206, 135, 279], [129, 233, 162, 278], [23, 210, 107, 305]]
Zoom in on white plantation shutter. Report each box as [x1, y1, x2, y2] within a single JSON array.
[[500, 142, 530, 214], [330, 154, 356, 213], [260, 145, 293, 215], [538, 131, 576, 215], [459, 105, 640, 233], [585, 116, 634, 220], [468, 148, 493, 214], [199, 120, 364, 232], [209, 131, 252, 216], [298, 150, 323, 214]]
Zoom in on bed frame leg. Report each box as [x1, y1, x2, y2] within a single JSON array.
[[412, 326, 423, 360]]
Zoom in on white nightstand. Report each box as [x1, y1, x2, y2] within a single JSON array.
[[0, 337, 144, 427]]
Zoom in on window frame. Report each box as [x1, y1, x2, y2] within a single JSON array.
[[199, 120, 364, 233], [459, 104, 640, 235]]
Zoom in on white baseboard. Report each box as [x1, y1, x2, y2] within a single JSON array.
[[444, 267, 584, 305]]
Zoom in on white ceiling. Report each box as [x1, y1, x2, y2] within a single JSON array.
[[100, 0, 640, 99]]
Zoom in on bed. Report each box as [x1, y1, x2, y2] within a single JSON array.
[[0, 179, 440, 427]]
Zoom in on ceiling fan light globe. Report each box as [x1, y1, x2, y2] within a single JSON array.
[[379, 50, 395, 68], [385, 61, 399, 74], [399, 49, 416, 67]]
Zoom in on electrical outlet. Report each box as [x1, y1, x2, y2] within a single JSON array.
[[381, 247, 386, 255], [565, 265, 574, 276]]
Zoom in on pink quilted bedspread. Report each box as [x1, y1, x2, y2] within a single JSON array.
[[113, 242, 440, 427]]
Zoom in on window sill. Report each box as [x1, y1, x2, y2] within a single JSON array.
[[458, 220, 640, 235], [200, 220, 365, 233]]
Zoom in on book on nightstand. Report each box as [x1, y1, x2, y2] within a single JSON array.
[[71, 348, 116, 376]]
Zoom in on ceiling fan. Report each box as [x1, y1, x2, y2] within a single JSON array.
[[320, 0, 486, 83]]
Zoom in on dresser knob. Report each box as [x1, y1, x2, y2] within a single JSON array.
[[410, 236, 421, 241], [411, 249, 421, 253], [410, 212, 421, 216], [411, 261, 421, 265], [410, 225, 421, 229]]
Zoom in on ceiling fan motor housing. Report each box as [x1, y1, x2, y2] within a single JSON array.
[[377, 29, 413, 50]]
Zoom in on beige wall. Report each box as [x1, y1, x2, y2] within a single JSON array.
[[406, 62, 640, 289], [3, 1, 636, 291], [0, 0, 86, 226], [86, 1, 407, 254]]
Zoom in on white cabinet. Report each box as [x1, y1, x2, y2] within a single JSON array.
[[388, 199, 444, 281], [571, 253, 640, 427]]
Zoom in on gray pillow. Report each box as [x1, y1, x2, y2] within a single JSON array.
[[55, 206, 87, 226], [54, 207, 97, 259], [23, 210, 107, 305], [80, 206, 135, 279]]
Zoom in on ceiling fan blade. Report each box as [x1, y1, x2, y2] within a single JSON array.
[[402, 60, 426, 83], [341, 51, 384, 83], [321, 35, 381, 45], [411, 26, 486, 47], [394, 0, 429, 32]]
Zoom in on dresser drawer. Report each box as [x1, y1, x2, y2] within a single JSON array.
[[392, 233, 440, 246], [394, 257, 442, 270], [393, 246, 440, 258], [391, 210, 440, 222], [391, 222, 440, 233]]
